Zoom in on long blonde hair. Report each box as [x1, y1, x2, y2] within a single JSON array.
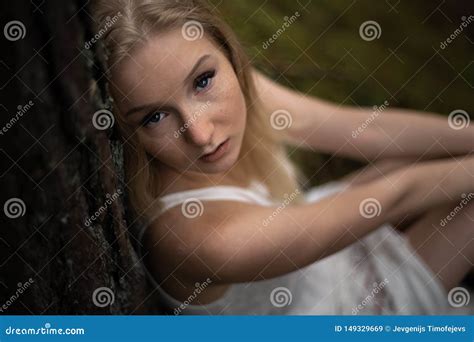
[[91, 0, 303, 222]]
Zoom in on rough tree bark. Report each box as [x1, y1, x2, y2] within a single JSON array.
[[0, 0, 157, 314]]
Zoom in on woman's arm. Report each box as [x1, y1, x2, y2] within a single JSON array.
[[150, 155, 474, 284], [252, 69, 474, 162]]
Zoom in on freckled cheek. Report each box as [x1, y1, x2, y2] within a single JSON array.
[[215, 79, 246, 126]]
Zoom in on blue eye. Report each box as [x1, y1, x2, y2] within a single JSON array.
[[194, 70, 215, 92], [142, 111, 167, 127]]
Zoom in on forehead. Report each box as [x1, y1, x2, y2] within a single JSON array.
[[111, 28, 221, 106]]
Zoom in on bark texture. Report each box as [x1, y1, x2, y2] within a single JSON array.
[[0, 0, 157, 314]]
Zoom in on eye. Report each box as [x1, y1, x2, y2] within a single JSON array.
[[194, 70, 215, 92], [141, 110, 167, 127]]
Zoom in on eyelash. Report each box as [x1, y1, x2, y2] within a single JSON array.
[[141, 111, 167, 127], [141, 69, 216, 128], [193, 69, 215, 92]]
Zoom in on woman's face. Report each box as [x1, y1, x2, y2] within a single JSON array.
[[110, 27, 247, 176]]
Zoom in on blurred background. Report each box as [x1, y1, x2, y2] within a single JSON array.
[[210, 0, 474, 185]]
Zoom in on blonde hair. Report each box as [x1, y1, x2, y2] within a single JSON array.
[[91, 0, 303, 222]]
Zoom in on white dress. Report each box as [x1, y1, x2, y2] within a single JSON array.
[[136, 180, 472, 315]]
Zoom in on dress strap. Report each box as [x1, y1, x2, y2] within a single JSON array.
[[158, 180, 274, 215], [136, 181, 274, 245]]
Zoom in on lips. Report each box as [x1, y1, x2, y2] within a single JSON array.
[[199, 138, 230, 163], [201, 144, 221, 157]]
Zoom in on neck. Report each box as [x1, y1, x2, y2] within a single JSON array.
[[155, 161, 250, 194]]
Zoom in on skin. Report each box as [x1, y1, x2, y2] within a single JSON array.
[[110, 28, 247, 192], [111, 27, 474, 309], [252, 69, 474, 161]]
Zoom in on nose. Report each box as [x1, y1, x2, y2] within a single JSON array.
[[182, 109, 214, 147]]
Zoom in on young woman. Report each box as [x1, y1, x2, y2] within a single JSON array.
[[91, 0, 474, 315]]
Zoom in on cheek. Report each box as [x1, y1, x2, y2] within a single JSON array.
[[233, 88, 247, 130], [218, 75, 247, 126], [138, 133, 176, 160]]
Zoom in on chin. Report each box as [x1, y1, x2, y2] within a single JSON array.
[[200, 154, 238, 174]]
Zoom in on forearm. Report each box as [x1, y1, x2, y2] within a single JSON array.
[[252, 69, 382, 161], [253, 69, 473, 161], [384, 156, 474, 219], [320, 156, 474, 250], [364, 107, 474, 160], [292, 105, 473, 162], [309, 156, 474, 257], [208, 156, 474, 282], [279, 159, 468, 277]]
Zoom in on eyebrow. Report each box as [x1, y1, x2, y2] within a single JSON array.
[[124, 54, 212, 117]]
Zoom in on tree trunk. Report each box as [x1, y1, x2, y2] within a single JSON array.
[[0, 0, 157, 314]]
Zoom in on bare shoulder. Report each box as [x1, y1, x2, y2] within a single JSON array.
[[141, 200, 255, 302]]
